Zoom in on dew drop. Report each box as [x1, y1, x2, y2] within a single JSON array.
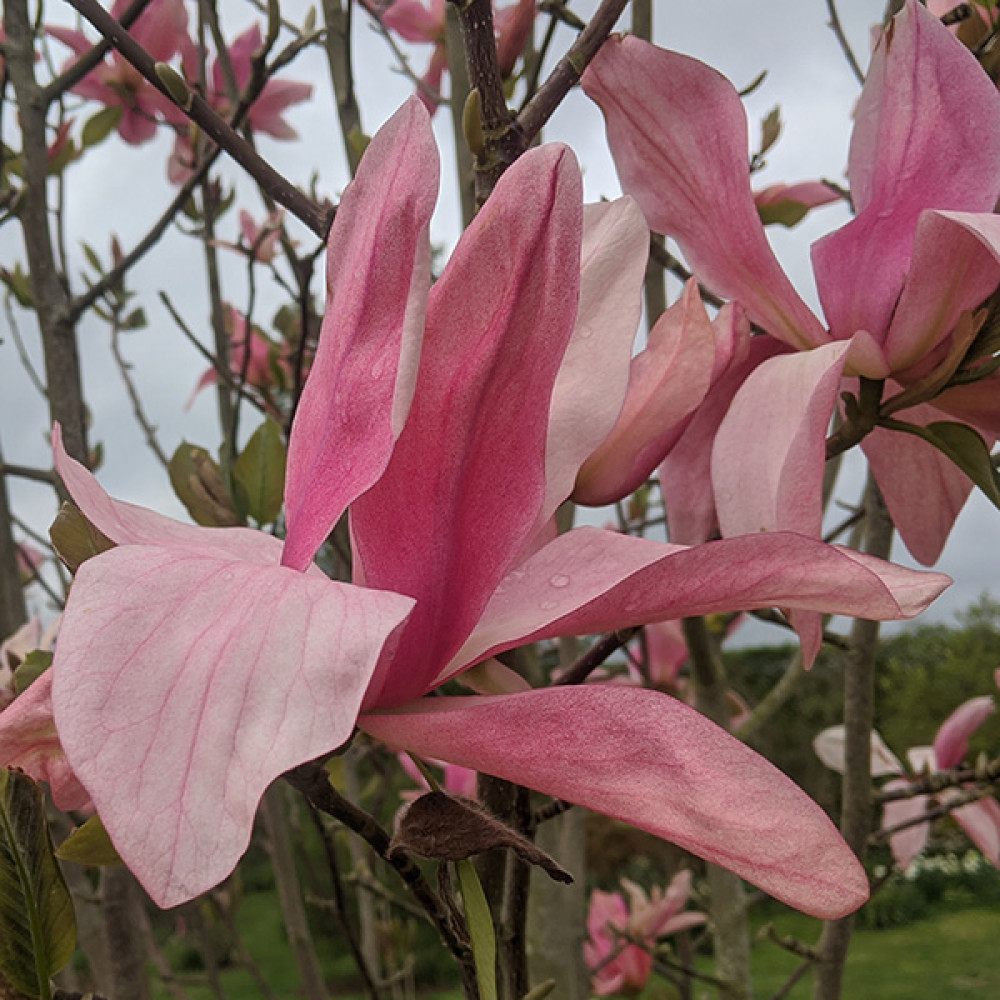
[[549, 573, 571, 589]]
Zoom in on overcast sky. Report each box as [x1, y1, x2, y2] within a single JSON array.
[[2, 0, 994, 640]]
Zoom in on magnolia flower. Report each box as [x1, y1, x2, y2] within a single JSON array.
[[814, 688, 999, 868], [1, 100, 950, 914], [585, 872, 706, 995], [583, 0, 1000, 565], [168, 24, 312, 183], [48, 0, 192, 144], [362, 0, 534, 112]]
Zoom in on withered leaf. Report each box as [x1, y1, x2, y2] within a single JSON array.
[[390, 791, 572, 884]]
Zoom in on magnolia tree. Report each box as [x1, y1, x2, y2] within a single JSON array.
[[0, 0, 998, 999]]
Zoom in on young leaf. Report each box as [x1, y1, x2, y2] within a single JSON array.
[[81, 107, 123, 149], [13, 652, 53, 697], [56, 816, 123, 868], [168, 443, 241, 527], [0, 769, 76, 999], [456, 859, 497, 1000], [233, 418, 287, 526], [48, 503, 115, 573], [882, 418, 1000, 509]]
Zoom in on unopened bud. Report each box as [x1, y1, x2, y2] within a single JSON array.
[[155, 62, 194, 112]]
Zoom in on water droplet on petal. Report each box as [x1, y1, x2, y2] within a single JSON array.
[[549, 573, 571, 589]]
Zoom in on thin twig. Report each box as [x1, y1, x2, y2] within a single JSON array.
[[824, 0, 865, 86], [110, 323, 170, 468], [556, 627, 639, 686]]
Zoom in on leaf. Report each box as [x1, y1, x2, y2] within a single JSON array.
[[757, 198, 811, 228], [883, 419, 1000, 509], [0, 769, 76, 999], [389, 791, 572, 883], [81, 107, 122, 149], [456, 860, 497, 1000], [0, 264, 34, 309], [120, 307, 146, 331], [55, 816, 122, 867], [233, 418, 286, 526], [758, 105, 782, 159], [13, 653, 52, 697], [48, 503, 115, 573], [80, 242, 103, 276], [168, 443, 241, 527]]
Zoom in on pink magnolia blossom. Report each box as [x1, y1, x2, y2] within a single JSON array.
[[7, 100, 951, 914], [814, 688, 999, 868], [48, 0, 192, 144], [583, 0, 1000, 566], [362, 0, 534, 112], [185, 305, 286, 409], [168, 24, 312, 184], [585, 872, 706, 995]]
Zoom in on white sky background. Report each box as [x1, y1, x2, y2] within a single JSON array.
[[2, 0, 995, 640]]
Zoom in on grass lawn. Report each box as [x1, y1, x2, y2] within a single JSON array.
[[730, 906, 1000, 999], [152, 898, 1000, 999]]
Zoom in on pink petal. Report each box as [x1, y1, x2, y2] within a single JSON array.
[[545, 198, 648, 520], [933, 694, 995, 769], [659, 330, 783, 545], [353, 145, 583, 708], [439, 527, 949, 678], [643, 619, 689, 689], [53, 424, 284, 565], [755, 181, 841, 210], [282, 99, 438, 572], [359, 688, 870, 918], [495, 0, 535, 76], [249, 79, 315, 139], [574, 279, 717, 506], [52, 545, 412, 907], [0, 672, 90, 811], [812, 1, 1000, 345], [582, 36, 825, 352], [883, 780, 930, 869], [712, 341, 853, 540], [950, 793, 1000, 866], [129, 0, 191, 63], [885, 211, 1000, 374], [934, 372, 1000, 438], [860, 404, 981, 566], [217, 24, 262, 92], [373, 0, 445, 43]]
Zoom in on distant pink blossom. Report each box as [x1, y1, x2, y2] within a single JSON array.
[[397, 752, 478, 800], [48, 0, 192, 144], [585, 872, 706, 995]]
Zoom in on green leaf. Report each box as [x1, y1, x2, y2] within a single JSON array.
[[80, 242, 103, 276], [48, 502, 114, 573], [233, 418, 286, 525], [81, 106, 122, 149], [168, 443, 241, 527], [883, 419, 1000, 509], [1, 263, 34, 309], [0, 769, 76, 999], [757, 199, 811, 228], [456, 860, 497, 1000], [120, 306, 147, 331], [56, 816, 122, 868], [13, 652, 52, 697]]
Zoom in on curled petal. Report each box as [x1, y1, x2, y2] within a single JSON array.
[[883, 780, 931, 869], [813, 725, 904, 777], [933, 694, 995, 769], [582, 36, 825, 351], [949, 793, 1000, 866], [360, 688, 870, 918]]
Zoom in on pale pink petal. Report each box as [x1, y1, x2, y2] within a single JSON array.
[[934, 373, 1000, 438], [885, 212, 1000, 373], [439, 527, 949, 679], [374, 0, 444, 43], [46, 25, 93, 58], [415, 44, 448, 112], [353, 145, 582, 708], [545, 198, 648, 518], [860, 405, 981, 566], [643, 619, 688, 689], [908, 745, 937, 774], [217, 24, 261, 92], [495, 0, 535, 76], [933, 695, 995, 769], [950, 793, 1000, 866], [658, 911, 708, 936], [0, 672, 91, 811], [659, 329, 782, 545], [249, 79, 314, 139], [812, 1, 1000, 344], [53, 425, 284, 565], [582, 36, 825, 351], [129, 0, 191, 63], [359, 688, 870, 918], [574, 279, 717, 506], [883, 780, 930, 869], [52, 545, 413, 907], [282, 99, 438, 572], [116, 107, 159, 145], [813, 725, 904, 777], [755, 181, 841, 210], [713, 341, 853, 540]]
